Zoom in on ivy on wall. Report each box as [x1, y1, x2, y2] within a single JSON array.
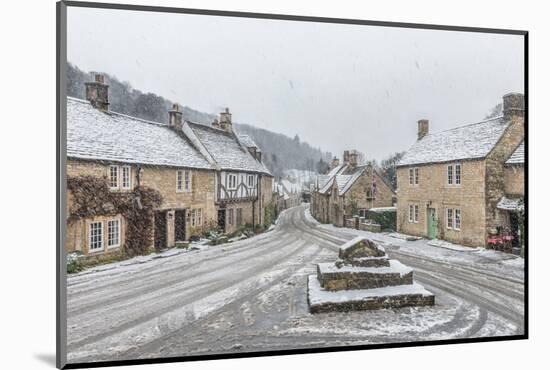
[[67, 175, 162, 256]]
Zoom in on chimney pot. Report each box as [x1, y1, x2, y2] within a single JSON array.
[[417, 119, 429, 140], [85, 74, 109, 111]]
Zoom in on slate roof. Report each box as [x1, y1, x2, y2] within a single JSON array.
[[506, 141, 524, 165], [186, 122, 271, 175], [497, 197, 524, 211], [398, 117, 509, 167], [66, 97, 211, 169], [238, 134, 261, 151]]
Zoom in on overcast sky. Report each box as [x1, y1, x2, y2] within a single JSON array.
[[67, 7, 524, 161]]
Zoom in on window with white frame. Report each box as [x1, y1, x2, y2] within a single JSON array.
[[228, 174, 237, 189], [447, 165, 453, 185], [110, 165, 119, 189], [247, 175, 254, 188], [447, 208, 453, 229], [107, 219, 120, 248], [414, 168, 419, 185], [454, 209, 461, 230], [121, 166, 131, 189], [455, 163, 461, 185], [414, 205, 419, 223], [409, 168, 414, 185], [184, 170, 191, 191], [89, 221, 103, 251]]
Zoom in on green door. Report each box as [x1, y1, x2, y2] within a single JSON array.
[[427, 208, 437, 239]]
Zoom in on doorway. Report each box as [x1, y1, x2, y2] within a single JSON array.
[[427, 208, 437, 239], [174, 209, 186, 242], [217, 209, 226, 233], [154, 210, 167, 249]]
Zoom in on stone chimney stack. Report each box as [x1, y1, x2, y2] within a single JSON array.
[[219, 108, 232, 132], [349, 150, 358, 168], [343, 150, 350, 164], [331, 157, 340, 169], [168, 103, 183, 130], [85, 74, 109, 111], [503, 93, 524, 122], [417, 119, 429, 140]]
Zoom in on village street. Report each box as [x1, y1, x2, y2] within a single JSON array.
[[66, 205, 524, 364]]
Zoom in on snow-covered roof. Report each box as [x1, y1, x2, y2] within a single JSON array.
[[398, 117, 509, 167], [237, 134, 260, 151], [66, 97, 212, 169], [186, 122, 271, 175], [506, 141, 524, 165], [497, 197, 524, 211]]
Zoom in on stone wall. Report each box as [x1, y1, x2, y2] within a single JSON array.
[[396, 159, 487, 246], [485, 116, 524, 236], [504, 165, 524, 196], [66, 159, 217, 253]]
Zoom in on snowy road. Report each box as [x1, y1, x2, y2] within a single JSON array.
[[66, 205, 525, 364]]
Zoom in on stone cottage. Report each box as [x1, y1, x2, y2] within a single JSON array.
[[66, 74, 273, 256], [311, 150, 394, 226], [396, 93, 525, 247], [182, 110, 273, 235]]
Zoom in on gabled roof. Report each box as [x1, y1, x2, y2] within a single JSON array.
[[506, 141, 524, 165], [185, 122, 271, 175], [66, 97, 211, 169], [398, 117, 509, 167], [238, 134, 261, 151]]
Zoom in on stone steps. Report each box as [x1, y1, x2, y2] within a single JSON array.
[[308, 275, 435, 313]]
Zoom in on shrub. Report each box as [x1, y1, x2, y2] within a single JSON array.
[[366, 208, 397, 231]]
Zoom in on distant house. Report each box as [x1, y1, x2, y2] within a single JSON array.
[[66, 74, 273, 256], [311, 150, 394, 226], [396, 93, 524, 247]]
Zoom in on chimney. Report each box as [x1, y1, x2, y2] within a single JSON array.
[[168, 103, 183, 130], [331, 157, 340, 169], [417, 119, 429, 140], [343, 150, 350, 164], [85, 74, 109, 111], [503, 93, 524, 122], [219, 107, 232, 132], [349, 150, 358, 168], [212, 118, 220, 129]]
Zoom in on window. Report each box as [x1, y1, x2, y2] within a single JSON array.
[[447, 165, 453, 185], [447, 208, 453, 229], [107, 219, 120, 248], [247, 175, 254, 188], [121, 166, 131, 189], [409, 168, 414, 185], [110, 165, 119, 189], [414, 168, 419, 185], [414, 205, 419, 223], [455, 164, 461, 185], [177, 170, 191, 192], [454, 209, 461, 230], [228, 174, 237, 189], [236, 208, 243, 226], [228, 209, 234, 225], [89, 221, 103, 252], [184, 170, 191, 191]]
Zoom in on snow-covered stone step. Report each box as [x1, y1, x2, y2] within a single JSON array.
[[317, 260, 413, 291], [307, 275, 434, 313]]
